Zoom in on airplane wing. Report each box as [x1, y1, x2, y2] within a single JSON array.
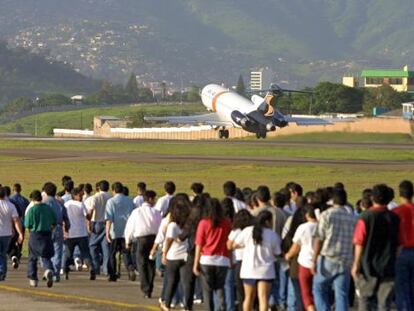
[[284, 116, 333, 126], [144, 113, 233, 127]]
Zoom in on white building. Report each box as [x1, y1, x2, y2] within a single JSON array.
[[250, 67, 274, 91]]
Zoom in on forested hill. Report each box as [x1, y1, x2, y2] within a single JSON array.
[[0, 42, 100, 105], [0, 0, 413, 85]]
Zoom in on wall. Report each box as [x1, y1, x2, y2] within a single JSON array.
[[54, 118, 413, 140]]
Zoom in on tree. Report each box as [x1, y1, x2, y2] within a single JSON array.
[[236, 74, 246, 97], [362, 85, 411, 115], [125, 73, 139, 103], [186, 86, 201, 102]]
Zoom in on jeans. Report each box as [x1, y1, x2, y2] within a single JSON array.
[[89, 221, 109, 274], [223, 266, 235, 311], [287, 277, 303, 311], [234, 261, 244, 311], [200, 264, 228, 311], [278, 262, 289, 307], [0, 236, 11, 279], [269, 262, 280, 307], [395, 248, 414, 311], [51, 225, 64, 278], [27, 231, 54, 281], [313, 257, 350, 311]]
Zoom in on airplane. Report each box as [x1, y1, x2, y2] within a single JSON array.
[[144, 83, 335, 139]]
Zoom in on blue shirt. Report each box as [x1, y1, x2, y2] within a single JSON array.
[[43, 196, 70, 229], [9, 193, 29, 219], [105, 194, 135, 239]]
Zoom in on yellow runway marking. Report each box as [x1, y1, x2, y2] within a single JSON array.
[[0, 285, 158, 310]]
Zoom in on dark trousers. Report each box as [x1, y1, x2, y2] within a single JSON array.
[[165, 259, 195, 310], [64, 237, 94, 274], [235, 261, 244, 311], [108, 238, 132, 279], [200, 264, 228, 311], [7, 231, 23, 260], [27, 231, 54, 280], [136, 235, 156, 295], [356, 276, 394, 311]]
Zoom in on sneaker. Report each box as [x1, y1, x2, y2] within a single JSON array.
[[44, 269, 53, 288], [74, 257, 82, 271], [60, 269, 64, 276], [53, 275, 60, 282], [159, 301, 170, 311], [11, 256, 19, 269], [29, 279, 38, 287], [82, 263, 89, 271], [193, 298, 202, 305]]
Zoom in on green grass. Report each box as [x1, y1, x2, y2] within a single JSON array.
[[264, 132, 414, 144], [1, 139, 414, 161], [0, 102, 205, 136], [0, 138, 413, 205]]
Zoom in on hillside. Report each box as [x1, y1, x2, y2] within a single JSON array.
[[0, 0, 413, 86], [0, 42, 100, 104]]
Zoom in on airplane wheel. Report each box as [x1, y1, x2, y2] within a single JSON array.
[[223, 130, 229, 139], [256, 131, 266, 139], [256, 132, 261, 139], [218, 130, 224, 139], [261, 131, 267, 139]]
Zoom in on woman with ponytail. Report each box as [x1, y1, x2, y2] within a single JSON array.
[[233, 210, 282, 311]]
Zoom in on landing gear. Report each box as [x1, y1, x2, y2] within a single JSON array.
[[218, 129, 229, 139], [256, 131, 267, 139]]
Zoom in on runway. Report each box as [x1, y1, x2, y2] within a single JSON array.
[[0, 147, 413, 168], [3, 135, 414, 150]]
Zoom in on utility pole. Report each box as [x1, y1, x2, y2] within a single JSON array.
[[34, 115, 38, 137]]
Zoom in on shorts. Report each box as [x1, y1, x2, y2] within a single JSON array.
[[242, 278, 273, 286]]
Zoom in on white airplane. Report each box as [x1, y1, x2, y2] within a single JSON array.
[[145, 83, 334, 139]]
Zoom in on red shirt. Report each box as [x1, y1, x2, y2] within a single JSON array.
[[353, 206, 388, 246], [393, 202, 414, 248], [195, 217, 232, 258]]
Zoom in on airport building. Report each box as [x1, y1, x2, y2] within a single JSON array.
[[343, 65, 414, 94], [250, 67, 273, 91]]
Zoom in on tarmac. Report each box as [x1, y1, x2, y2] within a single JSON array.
[[0, 259, 163, 311]]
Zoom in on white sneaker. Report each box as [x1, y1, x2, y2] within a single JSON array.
[[193, 298, 202, 305], [11, 256, 19, 269], [60, 268, 64, 275], [82, 263, 89, 271], [44, 269, 53, 288], [74, 257, 82, 271], [29, 279, 38, 287]]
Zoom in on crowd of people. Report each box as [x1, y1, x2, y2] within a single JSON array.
[[0, 176, 413, 311]]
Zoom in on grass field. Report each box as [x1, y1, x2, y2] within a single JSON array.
[[0, 135, 413, 204], [0, 102, 204, 136]]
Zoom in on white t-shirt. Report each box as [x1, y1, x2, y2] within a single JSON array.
[[133, 195, 144, 208], [235, 226, 281, 280], [154, 194, 173, 215], [232, 198, 246, 213], [165, 222, 188, 261], [0, 199, 18, 237], [64, 200, 88, 238], [228, 229, 244, 261], [292, 222, 317, 269]]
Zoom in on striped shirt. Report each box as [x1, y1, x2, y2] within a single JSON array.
[[315, 205, 356, 267]]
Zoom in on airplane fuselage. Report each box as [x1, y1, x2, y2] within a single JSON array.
[[201, 84, 277, 136]]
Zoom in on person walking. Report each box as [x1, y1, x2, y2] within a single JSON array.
[[234, 210, 282, 311], [285, 204, 318, 311], [393, 180, 414, 311], [125, 190, 161, 298], [352, 184, 400, 311], [87, 180, 111, 275], [25, 190, 56, 288], [105, 182, 135, 282], [63, 187, 96, 281], [193, 198, 232, 311], [312, 187, 356, 311], [42, 182, 70, 282]]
